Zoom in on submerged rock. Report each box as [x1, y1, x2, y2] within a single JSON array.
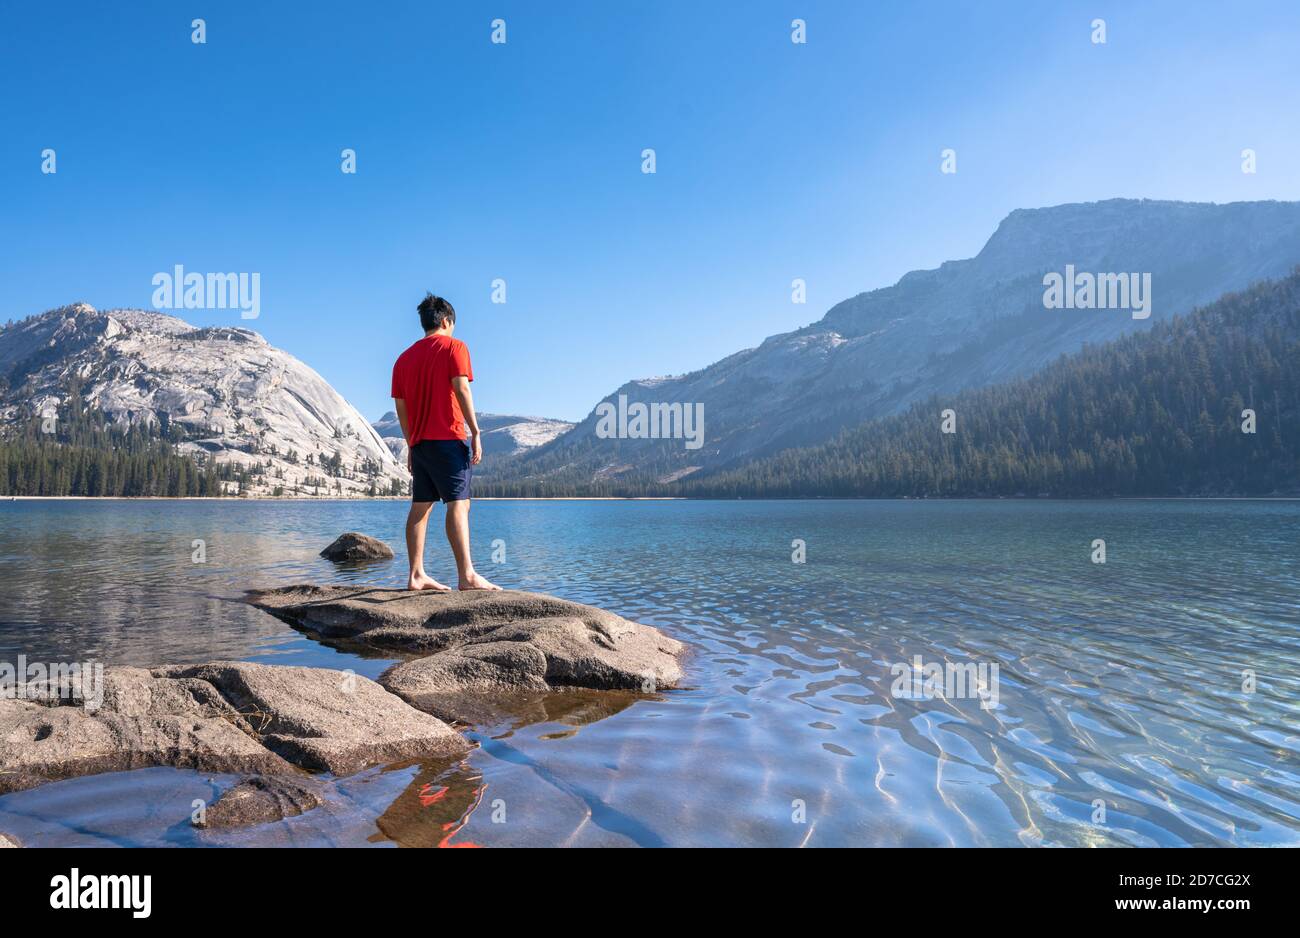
[[247, 586, 686, 723], [199, 775, 324, 829], [320, 532, 394, 561], [0, 772, 46, 795], [0, 662, 468, 791]]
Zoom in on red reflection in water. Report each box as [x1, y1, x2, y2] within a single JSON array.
[[420, 775, 486, 848], [418, 783, 448, 807]]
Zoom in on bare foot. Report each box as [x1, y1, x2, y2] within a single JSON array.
[[458, 571, 502, 591], [407, 572, 451, 592]]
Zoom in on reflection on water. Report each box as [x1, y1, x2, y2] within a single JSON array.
[[0, 498, 1297, 846], [372, 759, 486, 848]]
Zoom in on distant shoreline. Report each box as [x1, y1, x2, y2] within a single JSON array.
[[1, 495, 685, 502], [4, 495, 1298, 503]]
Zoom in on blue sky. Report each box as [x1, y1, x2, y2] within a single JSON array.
[[2, 1, 1299, 422]]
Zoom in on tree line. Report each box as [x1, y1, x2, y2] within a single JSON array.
[[0, 394, 223, 497]]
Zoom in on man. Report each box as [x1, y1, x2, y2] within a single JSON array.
[[391, 293, 500, 591]]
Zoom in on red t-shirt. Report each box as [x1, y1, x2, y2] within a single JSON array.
[[391, 335, 473, 444]]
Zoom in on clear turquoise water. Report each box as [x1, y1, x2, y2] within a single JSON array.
[[0, 498, 1297, 847]]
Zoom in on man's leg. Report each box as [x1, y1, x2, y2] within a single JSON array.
[[445, 499, 500, 590], [405, 501, 450, 591]]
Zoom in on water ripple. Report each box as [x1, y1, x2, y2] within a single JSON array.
[[0, 498, 1297, 846]]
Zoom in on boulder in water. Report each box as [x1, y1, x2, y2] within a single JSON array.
[[319, 532, 394, 562]]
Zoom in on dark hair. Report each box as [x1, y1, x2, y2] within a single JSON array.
[[417, 293, 456, 332]]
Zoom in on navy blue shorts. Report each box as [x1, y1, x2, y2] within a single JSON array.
[[410, 439, 472, 503]]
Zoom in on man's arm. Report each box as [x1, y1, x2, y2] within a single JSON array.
[[451, 376, 482, 465], [393, 398, 411, 471]]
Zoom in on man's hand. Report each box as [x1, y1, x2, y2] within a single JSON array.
[[451, 377, 484, 466], [406, 447, 412, 473]]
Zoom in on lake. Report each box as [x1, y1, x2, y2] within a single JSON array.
[[0, 498, 1297, 847]]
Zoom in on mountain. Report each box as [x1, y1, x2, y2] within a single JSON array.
[[372, 410, 572, 465], [483, 199, 1300, 492], [0, 304, 405, 497], [679, 272, 1300, 497]]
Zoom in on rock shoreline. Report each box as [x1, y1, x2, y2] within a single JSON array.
[[0, 661, 467, 791], [0, 586, 685, 832]]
